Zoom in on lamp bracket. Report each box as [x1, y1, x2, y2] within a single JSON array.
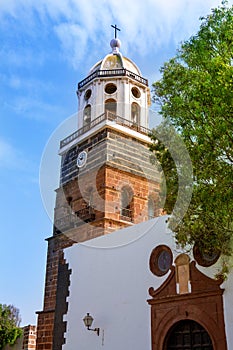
[[87, 326, 100, 336]]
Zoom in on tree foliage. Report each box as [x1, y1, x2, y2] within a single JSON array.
[[150, 1, 233, 275], [0, 304, 22, 350]]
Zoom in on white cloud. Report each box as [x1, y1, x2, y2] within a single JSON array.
[[4, 96, 68, 123], [0, 72, 67, 123], [0, 0, 232, 69], [54, 23, 89, 67], [47, 0, 232, 65]]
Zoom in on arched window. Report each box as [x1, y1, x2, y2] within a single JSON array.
[[131, 102, 140, 124], [105, 99, 117, 116], [120, 186, 133, 221], [83, 104, 91, 127], [148, 197, 155, 220]]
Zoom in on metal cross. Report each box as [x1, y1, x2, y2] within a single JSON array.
[[111, 24, 121, 38]]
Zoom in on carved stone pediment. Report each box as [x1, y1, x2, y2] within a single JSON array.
[[147, 255, 227, 350]]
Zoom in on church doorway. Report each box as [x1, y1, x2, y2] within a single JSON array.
[[163, 320, 213, 350]]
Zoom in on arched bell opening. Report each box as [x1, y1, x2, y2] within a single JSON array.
[[131, 102, 140, 125], [105, 98, 117, 116], [83, 104, 91, 127]]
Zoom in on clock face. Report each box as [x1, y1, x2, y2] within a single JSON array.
[[149, 245, 173, 277], [77, 151, 87, 168]]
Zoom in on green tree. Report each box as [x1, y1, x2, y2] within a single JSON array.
[[150, 1, 233, 276], [0, 304, 22, 349]]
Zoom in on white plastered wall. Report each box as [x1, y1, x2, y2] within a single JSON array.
[[63, 216, 175, 350], [63, 216, 233, 350]]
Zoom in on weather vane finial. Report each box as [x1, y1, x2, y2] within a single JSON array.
[[111, 24, 121, 39]]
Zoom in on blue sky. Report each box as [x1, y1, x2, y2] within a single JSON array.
[[1, 0, 232, 326]]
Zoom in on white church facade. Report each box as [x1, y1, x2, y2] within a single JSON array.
[[36, 27, 233, 350], [63, 216, 233, 350]]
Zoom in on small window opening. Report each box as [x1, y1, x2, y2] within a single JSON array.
[[120, 186, 133, 220]]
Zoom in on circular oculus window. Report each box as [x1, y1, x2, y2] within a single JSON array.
[[193, 243, 220, 267], [84, 89, 92, 100], [131, 87, 141, 98], [105, 83, 117, 94], [149, 245, 173, 276]]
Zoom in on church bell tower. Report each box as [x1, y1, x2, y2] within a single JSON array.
[[36, 28, 160, 350]]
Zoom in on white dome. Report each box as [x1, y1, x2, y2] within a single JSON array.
[[89, 54, 141, 76], [88, 38, 142, 76]]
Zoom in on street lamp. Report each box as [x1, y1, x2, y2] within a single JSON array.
[[83, 313, 100, 336]]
